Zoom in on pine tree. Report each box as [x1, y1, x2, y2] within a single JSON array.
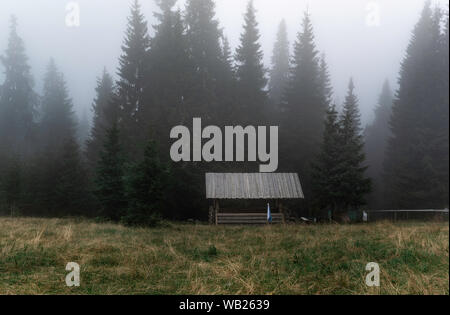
[[339, 79, 371, 212], [235, 0, 268, 125], [146, 1, 192, 154], [35, 59, 86, 216], [312, 81, 371, 220], [0, 16, 37, 157], [77, 108, 90, 151], [435, 10, 449, 207], [184, 0, 225, 123], [54, 138, 90, 216], [123, 139, 171, 226], [364, 80, 393, 209], [269, 19, 290, 108], [217, 35, 237, 125], [95, 123, 126, 221], [220, 36, 234, 74], [311, 104, 343, 218], [116, 0, 150, 157], [86, 69, 116, 169], [40, 59, 77, 151], [384, 3, 448, 209], [318, 54, 333, 109], [281, 11, 327, 212]]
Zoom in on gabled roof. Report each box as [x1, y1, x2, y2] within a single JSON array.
[[205, 173, 304, 199]]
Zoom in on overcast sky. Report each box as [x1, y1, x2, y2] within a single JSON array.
[[0, 0, 448, 126]]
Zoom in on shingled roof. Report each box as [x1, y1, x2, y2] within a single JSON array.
[[205, 173, 304, 199]]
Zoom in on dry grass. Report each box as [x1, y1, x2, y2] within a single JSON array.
[[0, 217, 448, 295]]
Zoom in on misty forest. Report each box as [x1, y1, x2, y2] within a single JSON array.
[[0, 0, 448, 225]]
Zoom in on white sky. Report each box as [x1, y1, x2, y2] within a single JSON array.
[[0, 0, 448, 125]]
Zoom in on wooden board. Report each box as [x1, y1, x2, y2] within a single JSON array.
[[217, 213, 284, 225]]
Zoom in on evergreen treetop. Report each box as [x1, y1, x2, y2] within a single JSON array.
[[0, 16, 36, 156], [86, 68, 116, 168], [234, 0, 267, 124], [116, 0, 151, 156], [339, 79, 371, 210], [40, 59, 76, 151]]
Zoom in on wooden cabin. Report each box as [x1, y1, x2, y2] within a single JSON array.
[[206, 173, 304, 225]]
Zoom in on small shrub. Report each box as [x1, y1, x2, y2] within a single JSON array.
[[207, 245, 218, 256]]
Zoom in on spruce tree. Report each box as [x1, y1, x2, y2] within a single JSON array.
[[116, 0, 150, 156], [54, 138, 89, 216], [123, 139, 171, 226], [77, 109, 90, 151], [0, 16, 37, 157], [269, 19, 290, 108], [36, 59, 85, 216], [318, 54, 333, 109], [435, 10, 449, 208], [184, 0, 225, 123], [364, 80, 393, 208], [235, 0, 268, 125], [282, 11, 326, 212], [217, 35, 237, 125], [384, 3, 448, 208], [146, 1, 192, 154], [339, 79, 371, 212], [311, 104, 343, 218], [220, 36, 234, 75], [86, 69, 116, 169], [40, 59, 77, 151], [95, 123, 126, 221]]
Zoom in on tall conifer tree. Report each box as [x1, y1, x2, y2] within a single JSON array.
[[95, 123, 126, 221], [184, 0, 225, 123], [318, 54, 333, 109], [145, 0, 192, 155], [384, 3, 448, 208], [364, 80, 393, 209], [0, 16, 37, 157], [35, 59, 87, 216], [311, 104, 342, 217], [269, 19, 290, 108], [40, 59, 76, 151], [339, 79, 371, 212], [86, 69, 116, 169], [124, 139, 170, 226], [235, 0, 268, 125], [217, 35, 237, 125], [282, 11, 326, 211], [116, 0, 150, 156], [54, 138, 89, 216]]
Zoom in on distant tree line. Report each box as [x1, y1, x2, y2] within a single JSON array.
[[0, 0, 448, 224]]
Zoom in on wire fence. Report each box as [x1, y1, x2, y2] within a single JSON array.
[[365, 209, 449, 222]]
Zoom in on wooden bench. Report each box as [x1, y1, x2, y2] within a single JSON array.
[[216, 213, 285, 225]]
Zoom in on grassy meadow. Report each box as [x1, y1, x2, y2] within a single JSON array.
[[0, 217, 448, 295]]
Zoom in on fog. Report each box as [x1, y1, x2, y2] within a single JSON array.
[[0, 0, 447, 125]]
